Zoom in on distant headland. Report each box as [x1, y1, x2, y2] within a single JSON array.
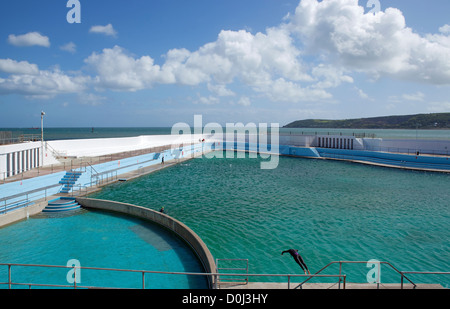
[[284, 113, 450, 129]]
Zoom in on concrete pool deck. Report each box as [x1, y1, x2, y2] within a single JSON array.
[[218, 282, 444, 289]]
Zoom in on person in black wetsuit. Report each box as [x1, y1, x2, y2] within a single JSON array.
[[282, 249, 310, 274]]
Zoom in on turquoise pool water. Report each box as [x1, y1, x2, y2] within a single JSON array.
[[0, 209, 208, 289], [91, 151, 450, 287]]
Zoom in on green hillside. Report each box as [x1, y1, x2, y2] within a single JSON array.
[[284, 113, 450, 129]]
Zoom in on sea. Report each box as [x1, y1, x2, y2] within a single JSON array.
[[2, 127, 450, 141]]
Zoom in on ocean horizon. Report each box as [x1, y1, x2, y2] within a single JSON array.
[[2, 126, 450, 141]]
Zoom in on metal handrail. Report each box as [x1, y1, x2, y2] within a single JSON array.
[[83, 162, 99, 175], [216, 259, 249, 284], [0, 262, 346, 290], [399, 271, 450, 289], [0, 184, 61, 214], [2, 261, 447, 289], [295, 261, 418, 289], [92, 170, 118, 186], [91, 156, 159, 177], [0, 262, 212, 289], [69, 184, 89, 197], [45, 142, 67, 158]]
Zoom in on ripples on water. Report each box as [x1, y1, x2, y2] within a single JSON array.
[[91, 151, 450, 286]]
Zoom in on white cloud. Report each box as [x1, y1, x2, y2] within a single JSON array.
[[5, 0, 450, 110], [388, 91, 427, 104], [237, 96, 251, 106], [84, 28, 325, 102], [387, 95, 402, 103], [311, 64, 353, 89], [178, 28, 311, 85], [78, 93, 107, 106], [0, 65, 88, 97], [85, 46, 162, 91], [287, 0, 450, 85], [355, 87, 370, 100], [60, 42, 77, 54], [8, 32, 50, 47], [82, 0, 450, 105], [439, 24, 450, 34], [207, 83, 235, 97], [194, 95, 220, 105], [259, 78, 332, 102], [402, 92, 425, 102], [89, 24, 117, 37], [427, 101, 450, 113], [0, 59, 39, 75]]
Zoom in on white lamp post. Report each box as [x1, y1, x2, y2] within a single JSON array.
[[41, 111, 45, 166], [41, 111, 45, 142]]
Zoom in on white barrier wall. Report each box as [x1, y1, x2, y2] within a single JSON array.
[[0, 142, 60, 180], [47, 134, 205, 157]]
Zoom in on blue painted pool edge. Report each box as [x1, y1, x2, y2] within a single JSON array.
[[315, 147, 450, 172], [230, 142, 450, 172]]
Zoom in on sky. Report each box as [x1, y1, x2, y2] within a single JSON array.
[[0, 0, 449, 128]]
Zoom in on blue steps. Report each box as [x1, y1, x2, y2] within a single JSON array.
[[59, 171, 83, 193], [43, 197, 81, 213]]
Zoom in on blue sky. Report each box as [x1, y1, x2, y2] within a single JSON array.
[[0, 0, 449, 128]]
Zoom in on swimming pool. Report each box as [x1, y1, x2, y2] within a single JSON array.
[[0, 209, 208, 289], [90, 151, 450, 287]]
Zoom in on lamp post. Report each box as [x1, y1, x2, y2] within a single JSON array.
[[41, 111, 45, 166], [415, 123, 420, 155], [41, 111, 45, 142]]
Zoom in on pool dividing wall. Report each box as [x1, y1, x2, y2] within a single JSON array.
[[75, 197, 217, 289], [224, 141, 450, 172], [316, 148, 450, 171]]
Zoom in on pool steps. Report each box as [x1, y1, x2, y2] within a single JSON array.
[[59, 171, 83, 193], [43, 197, 81, 212]]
